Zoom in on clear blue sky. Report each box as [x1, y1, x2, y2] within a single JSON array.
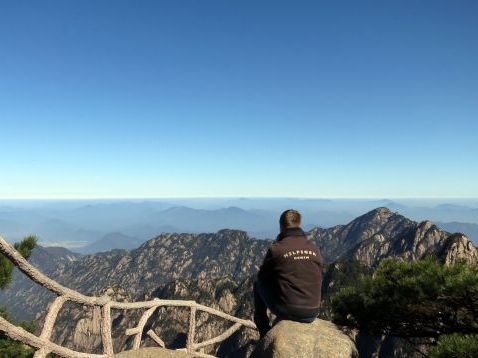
[[0, 1, 477, 199]]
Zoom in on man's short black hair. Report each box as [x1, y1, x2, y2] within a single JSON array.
[[279, 209, 302, 229]]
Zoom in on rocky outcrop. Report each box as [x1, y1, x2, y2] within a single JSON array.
[[308, 207, 478, 267], [47, 278, 258, 355], [252, 319, 358, 358], [439, 233, 478, 264], [0, 230, 269, 321], [50, 285, 138, 353]]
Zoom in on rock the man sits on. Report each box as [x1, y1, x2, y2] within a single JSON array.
[[254, 209, 323, 337]]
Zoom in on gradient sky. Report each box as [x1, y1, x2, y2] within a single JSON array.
[[0, 1, 477, 199]]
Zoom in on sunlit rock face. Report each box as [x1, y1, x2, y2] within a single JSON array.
[[308, 207, 477, 267], [440, 233, 478, 265], [251, 319, 358, 358]]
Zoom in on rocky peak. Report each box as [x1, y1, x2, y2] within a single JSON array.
[[349, 207, 397, 229], [417, 220, 434, 231], [340, 208, 405, 244], [364, 206, 394, 218], [440, 233, 478, 265], [308, 207, 477, 267], [307, 207, 411, 263]]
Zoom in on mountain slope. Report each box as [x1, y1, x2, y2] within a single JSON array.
[[77, 232, 142, 254], [308, 207, 478, 266], [0, 208, 476, 355], [50, 229, 268, 297], [0, 245, 81, 320], [2, 208, 477, 321]]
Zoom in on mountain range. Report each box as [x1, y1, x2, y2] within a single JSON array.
[[1, 199, 477, 252], [0, 207, 476, 356]]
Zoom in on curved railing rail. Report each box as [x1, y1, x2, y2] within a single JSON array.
[[0, 236, 257, 357]]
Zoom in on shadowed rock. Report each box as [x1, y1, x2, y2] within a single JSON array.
[[252, 319, 358, 358]]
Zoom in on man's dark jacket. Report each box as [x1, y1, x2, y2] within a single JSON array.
[[257, 227, 323, 318]]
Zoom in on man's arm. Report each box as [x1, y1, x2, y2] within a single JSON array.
[[258, 247, 275, 281]]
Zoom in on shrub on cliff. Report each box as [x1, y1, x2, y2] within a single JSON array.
[[0, 235, 37, 357], [0, 235, 37, 288], [319, 259, 372, 319], [331, 256, 478, 353]]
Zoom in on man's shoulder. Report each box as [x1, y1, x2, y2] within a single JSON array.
[[267, 239, 286, 257], [268, 240, 281, 253], [283, 236, 320, 251], [270, 235, 317, 251]]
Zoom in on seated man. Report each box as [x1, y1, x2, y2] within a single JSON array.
[[254, 209, 323, 338]]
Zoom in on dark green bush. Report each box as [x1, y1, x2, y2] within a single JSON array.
[[319, 259, 371, 319], [331, 256, 478, 339], [428, 334, 478, 358]]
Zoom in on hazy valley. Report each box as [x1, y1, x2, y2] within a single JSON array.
[[1, 199, 477, 254]]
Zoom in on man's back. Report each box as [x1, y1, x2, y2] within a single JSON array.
[[254, 209, 323, 337], [258, 227, 323, 318]]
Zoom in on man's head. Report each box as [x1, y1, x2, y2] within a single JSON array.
[[279, 209, 302, 232]]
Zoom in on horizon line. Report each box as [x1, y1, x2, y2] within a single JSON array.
[[1, 196, 478, 201]]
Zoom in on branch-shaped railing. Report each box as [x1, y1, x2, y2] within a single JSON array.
[[0, 236, 257, 357]]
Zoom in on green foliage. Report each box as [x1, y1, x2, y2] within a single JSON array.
[[319, 259, 372, 319], [322, 259, 372, 297], [0, 235, 37, 289], [0, 254, 14, 289], [0, 236, 37, 356], [13, 236, 37, 260], [428, 334, 478, 358], [0, 306, 35, 357], [331, 256, 478, 339]]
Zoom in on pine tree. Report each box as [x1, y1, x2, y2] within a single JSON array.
[[0, 235, 37, 288], [0, 235, 37, 357], [331, 256, 478, 354]]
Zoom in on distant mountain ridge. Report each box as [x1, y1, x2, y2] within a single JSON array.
[[2, 199, 477, 252], [77, 232, 142, 254]]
